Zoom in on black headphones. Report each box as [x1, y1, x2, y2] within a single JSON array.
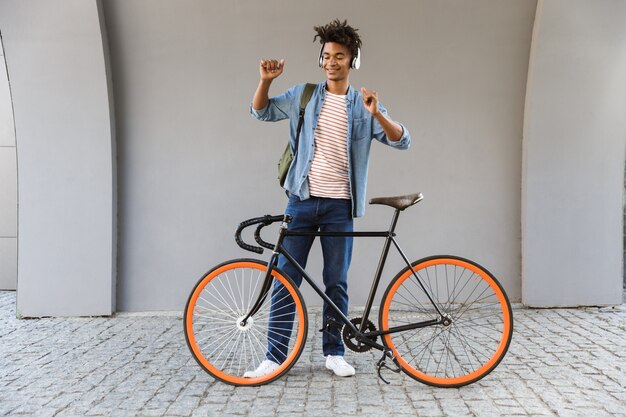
[[318, 43, 361, 70]]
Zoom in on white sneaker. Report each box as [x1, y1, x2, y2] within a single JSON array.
[[325, 355, 355, 377], [243, 359, 280, 378]]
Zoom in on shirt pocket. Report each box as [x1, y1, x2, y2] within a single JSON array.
[[351, 117, 370, 141]]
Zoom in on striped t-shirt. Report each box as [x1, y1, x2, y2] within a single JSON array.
[[308, 92, 351, 199]]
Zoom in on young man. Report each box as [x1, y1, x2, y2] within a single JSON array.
[[246, 19, 410, 378]]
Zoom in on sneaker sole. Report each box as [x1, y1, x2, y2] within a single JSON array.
[[325, 365, 355, 377]]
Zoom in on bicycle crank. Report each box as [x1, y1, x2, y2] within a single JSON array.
[[342, 317, 378, 353]]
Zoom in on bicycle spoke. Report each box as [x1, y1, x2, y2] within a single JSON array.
[[247, 269, 262, 311], [450, 326, 489, 368], [223, 271, 240, 315], [198, 293, 238, 319], [196, 321, 237, 345], [205, 326, 240, 360], [447, 266, 469, 311], [453, 320, 503, 344], [233, 268, 246, 315], [453, 285, 493, 321], [396, 280, 434, 311], [238, 329, 247, 376], [222, 328, 244, 372], [207, 280, 240, 318], [450, 325, 477, 374], [434, 327, 452, 377], [249, 325, 283, 365]]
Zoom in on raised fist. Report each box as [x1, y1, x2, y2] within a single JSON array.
[[260, 59, 285, 81]]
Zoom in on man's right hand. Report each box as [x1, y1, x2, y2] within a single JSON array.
[[260, 59, 285, 81]]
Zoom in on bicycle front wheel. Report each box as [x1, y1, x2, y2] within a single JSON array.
[[379, 255, 513, 387], [184, 259, 307, 386]]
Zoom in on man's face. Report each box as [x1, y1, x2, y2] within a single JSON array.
[[321, 42, 351, 82]]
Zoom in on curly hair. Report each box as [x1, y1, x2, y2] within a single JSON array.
[[313, 19, 362, 62]]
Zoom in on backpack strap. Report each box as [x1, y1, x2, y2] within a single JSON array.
[[294, 83, 316, 153], [300, 83, 315, 111]]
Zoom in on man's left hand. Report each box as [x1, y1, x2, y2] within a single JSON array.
[[360, 87, 380, 116]]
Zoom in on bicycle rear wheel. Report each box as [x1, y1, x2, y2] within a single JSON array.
[[379, 255, 513, 387], [184, 259, 307, 386]]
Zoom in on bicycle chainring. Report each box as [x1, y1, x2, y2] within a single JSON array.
[[342, 317, 378, 353]]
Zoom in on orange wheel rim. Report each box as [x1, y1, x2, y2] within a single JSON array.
[[381, 258, 511, 386], [185, 261, 305, 385]]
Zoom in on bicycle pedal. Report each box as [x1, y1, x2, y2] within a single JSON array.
[[318, 328, 341, 340], [319, 316, 342, 340]]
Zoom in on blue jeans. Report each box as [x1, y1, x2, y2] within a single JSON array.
[[266, 195, 353, 363]]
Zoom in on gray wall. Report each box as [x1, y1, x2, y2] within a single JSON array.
[[0, 0, 116, 316], [2, 0, 623, 315], [522, 0, 626, 306], [0, 35, 17, 290], [103, 0, 535, 311]]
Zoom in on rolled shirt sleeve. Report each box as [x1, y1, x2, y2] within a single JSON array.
[[249, 86, 297, 122], [372, 103, 411, 149]]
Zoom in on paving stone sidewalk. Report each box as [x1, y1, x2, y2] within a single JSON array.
[[0, 291, 624, 417]]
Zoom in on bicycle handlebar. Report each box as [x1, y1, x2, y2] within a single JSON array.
[[254, 223, 276, 250], [235, 214, 285, 254], [235, 217, 265, 254]]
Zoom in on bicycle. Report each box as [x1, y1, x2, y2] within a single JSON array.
[[184, 192, 513, 387]]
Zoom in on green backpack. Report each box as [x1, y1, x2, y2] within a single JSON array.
[[277, 83, 315, 187]]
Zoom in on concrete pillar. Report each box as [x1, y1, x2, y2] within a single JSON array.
[[522, 0, 626, 306], [0, 0, 116, 316], [0, 35, 17, 290]]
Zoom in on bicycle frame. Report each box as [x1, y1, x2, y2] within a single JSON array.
[[241, 208, 447, 353]]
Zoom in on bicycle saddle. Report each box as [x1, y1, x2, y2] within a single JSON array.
[[369, 193, 423, 211]]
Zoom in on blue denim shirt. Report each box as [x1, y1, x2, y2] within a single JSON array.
[[250, 82, 411, 217]]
